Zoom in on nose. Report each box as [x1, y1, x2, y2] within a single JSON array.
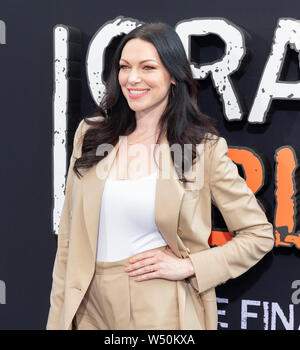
[[128, 68, 141, 84]]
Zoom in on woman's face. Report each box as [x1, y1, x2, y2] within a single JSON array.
[[118, 38, 175, 115]]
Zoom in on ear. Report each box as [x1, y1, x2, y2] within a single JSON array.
[[171, 76, 176, 85]]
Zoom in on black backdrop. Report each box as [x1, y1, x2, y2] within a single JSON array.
[[0, 0, 299, 330]]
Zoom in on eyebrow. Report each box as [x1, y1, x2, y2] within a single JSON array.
[[119, 58, 159, 64]]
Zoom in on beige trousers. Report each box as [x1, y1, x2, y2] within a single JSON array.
[[73, 248, 181, 330]]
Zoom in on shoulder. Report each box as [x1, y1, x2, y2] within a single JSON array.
[[196, 133, 227, 158], [75, 114, 105, 138], [80, 115, 105, 134], [73, 114, 105, 156]]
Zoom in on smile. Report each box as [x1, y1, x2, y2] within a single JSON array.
[[128, 89, 150, 99]]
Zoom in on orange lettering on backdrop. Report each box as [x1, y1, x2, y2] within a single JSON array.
[[274, 146, 300, 249], [209, 146, 266, 246], [209, 230, 234, 246], [228, 148, 264, 194]]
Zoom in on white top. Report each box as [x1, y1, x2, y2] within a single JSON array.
[[96, 171, 168, 262]]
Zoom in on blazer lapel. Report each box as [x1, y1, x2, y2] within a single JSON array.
[[82, 140, 121, 258], [155, 135, 184, 257], [82, 134, 184, 261]]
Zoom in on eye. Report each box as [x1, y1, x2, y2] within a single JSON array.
[[119, 65, 128, 70], [144, 66, 155, 70]]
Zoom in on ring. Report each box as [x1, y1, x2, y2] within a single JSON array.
[[149, 266, 153, 273]]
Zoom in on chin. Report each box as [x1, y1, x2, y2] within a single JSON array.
[[128, 102, 150, 111], [129, 107, 147, 113]]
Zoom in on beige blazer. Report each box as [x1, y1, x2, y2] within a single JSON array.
[[46, 116, 274, 330]]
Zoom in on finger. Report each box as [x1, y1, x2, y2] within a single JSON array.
[[129, 250, 158, 264], [125, 257, 157, 272], [128, 263, 157, 277], [134, 270, 158, 282]]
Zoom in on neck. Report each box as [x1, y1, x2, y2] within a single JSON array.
[[134, 113, 160, 135], [134, 96, 168, 135]]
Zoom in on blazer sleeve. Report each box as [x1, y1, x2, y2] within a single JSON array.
[[188, 136, 274, 295], [46, 119, 85, 330]]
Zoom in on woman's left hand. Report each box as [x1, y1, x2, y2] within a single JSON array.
[[124, 247, 195, 282]]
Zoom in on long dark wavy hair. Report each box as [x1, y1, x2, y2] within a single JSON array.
[[74, 22, 219, 181]]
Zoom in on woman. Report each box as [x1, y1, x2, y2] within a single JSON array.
[[46, 22, 274, 330]]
